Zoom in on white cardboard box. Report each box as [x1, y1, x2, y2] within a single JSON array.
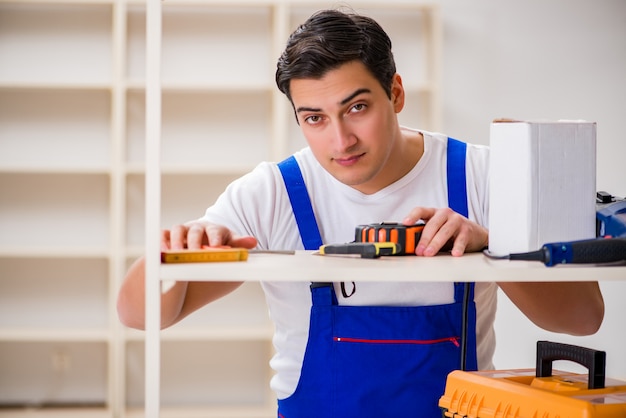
[[488, 119, 596, 254]]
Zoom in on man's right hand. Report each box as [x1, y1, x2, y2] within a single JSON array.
[[163, 221, 258, 251]]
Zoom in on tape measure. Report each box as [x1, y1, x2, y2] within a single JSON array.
[[355, 222, 424, 255]]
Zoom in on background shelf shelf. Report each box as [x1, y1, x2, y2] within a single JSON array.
[[0, 0, 441, 415]]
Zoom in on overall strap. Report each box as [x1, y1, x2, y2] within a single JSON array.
[[447, 137, 469, 218], [446, 137, 475, 303], [278, 156, 334, 306], [277, 156, 323, 251], [455, 281, 475, 304], [446, 138, 475, 372]]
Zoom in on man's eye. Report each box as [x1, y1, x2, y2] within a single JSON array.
[[350, 103, 366, 113], [305, 115, 322, 125]]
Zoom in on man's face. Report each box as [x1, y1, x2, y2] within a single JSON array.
[[289, 60, 405, 194]]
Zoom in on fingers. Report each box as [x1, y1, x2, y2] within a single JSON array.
[[416, 208, 463, 256], [203, 224, 258, 249], [160, 230, 172, 251], [164, 222, 258, 251], [188, 223, 213, 249], [404, 207, 487, 257], [229, 235, 258, 249], [169, 224, 191, 250], [449, 222, 471, 257]]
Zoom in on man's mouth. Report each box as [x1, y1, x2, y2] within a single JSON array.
[[334, 153, 365, 167]]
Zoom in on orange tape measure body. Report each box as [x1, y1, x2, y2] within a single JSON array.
[[355, 222, 424, 255]]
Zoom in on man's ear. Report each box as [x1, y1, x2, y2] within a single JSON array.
[[390, 73, 405, 113]]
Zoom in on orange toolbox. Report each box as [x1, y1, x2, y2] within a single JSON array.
[[439, 341, 626, 418]]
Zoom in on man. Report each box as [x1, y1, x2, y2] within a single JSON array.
[[117, 9, 604, 417]]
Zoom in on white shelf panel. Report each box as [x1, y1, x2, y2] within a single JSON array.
[[126, 79, 273, 93], [0, 174, 110, 249], [0, 2, 113, 85], [125, 340, 273, 407], [0, 0, 114, 4], [159, 251, 626, 283], [0, 328, 110, 342], [0, 257, 110, 329], [0, 407, 111, 418], [0, 82, 112, 90], [0, 341, 108, 407], [125, 90, 272, 168], [124, 162, 254, 175], [0, 166, 111, 175], [0, 247, 109, 258], [126, 4, 274, 86], [0, 89, 112, 170]]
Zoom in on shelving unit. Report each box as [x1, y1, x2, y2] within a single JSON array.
[[147, 253, 626, 416], [0, 0, 441, 416]]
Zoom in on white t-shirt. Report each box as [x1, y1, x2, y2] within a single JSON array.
[[200, 130, 497, 399]]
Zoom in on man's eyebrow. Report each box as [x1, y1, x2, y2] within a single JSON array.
[[340, 88, 371, 105], [295, 106, 321, 114], [295, 88, 372, 114]]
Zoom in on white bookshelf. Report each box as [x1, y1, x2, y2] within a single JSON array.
[[0, 0, 442, 416]]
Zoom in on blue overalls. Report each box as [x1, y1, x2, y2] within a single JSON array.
[[276, 138, 477, 417]]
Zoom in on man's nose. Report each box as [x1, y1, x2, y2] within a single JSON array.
[[331, 121, 357, 150]]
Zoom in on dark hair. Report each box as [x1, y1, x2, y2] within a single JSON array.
[[275, 9, 397, 102]]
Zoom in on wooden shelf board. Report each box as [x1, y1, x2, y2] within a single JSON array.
[[159, 251, 626, 283]]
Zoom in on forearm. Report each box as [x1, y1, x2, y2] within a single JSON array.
[[497, 281, 604, 336], [116, 257, 188, 330], [117, 257, 243, 330]]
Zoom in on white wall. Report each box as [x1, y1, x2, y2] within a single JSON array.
[[437, 0, 626, 379]]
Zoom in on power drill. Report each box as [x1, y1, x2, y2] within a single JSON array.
[[484, 191, 626, 266], [596, 191, 626, 238]]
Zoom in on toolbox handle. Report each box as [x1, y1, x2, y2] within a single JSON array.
[[536, 341, 606, 389]]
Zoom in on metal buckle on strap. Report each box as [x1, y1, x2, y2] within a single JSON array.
[[310, 282, 333, 289]]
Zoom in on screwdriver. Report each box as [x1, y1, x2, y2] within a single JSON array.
[[484, 237, 626, 267], [318, 242, 401, 258]]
